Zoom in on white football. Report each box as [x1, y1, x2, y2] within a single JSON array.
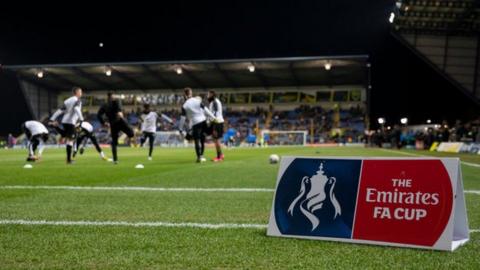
[[23, 164, 33, 169], [269, 154, 280, 164], [135, 164, 144, 169]]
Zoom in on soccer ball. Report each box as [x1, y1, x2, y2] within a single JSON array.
[[269, 154, 280, 164]]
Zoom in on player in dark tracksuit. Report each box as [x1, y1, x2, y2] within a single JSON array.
[[97, 92, 134, 164]]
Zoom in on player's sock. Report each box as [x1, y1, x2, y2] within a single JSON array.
[[112, 143, 118, 162], [66, 144, 72, 162], [194, 139, 201, 158], [200, 136, 205, 156], [100, 151, 106, 158], [149, 140, 153, 157]]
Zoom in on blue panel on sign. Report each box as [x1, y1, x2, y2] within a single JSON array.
[[274, 158, 361, 239]]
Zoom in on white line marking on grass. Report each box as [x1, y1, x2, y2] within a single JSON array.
[[0, 219, 477, 233], [0, 185, 275, 192], [1, 185, 480, 195], [0, 219, 267, 229], [379, 149, 480, 168]]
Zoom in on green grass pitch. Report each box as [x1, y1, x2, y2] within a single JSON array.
[[0, 146, 479, 269]]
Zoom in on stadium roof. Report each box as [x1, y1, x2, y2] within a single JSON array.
[[3, 56, 369, 92]]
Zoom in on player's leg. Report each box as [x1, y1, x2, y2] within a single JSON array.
[[110, 124, 119, 163], [212, 123, 224, 161], [199, 122, 207, 162], [89, 133, 106, 160], [73, 133, 86, 157], [63, 124, 75, 164], [140, 132, 147, 147], [192, 123, 203, 162], [119, 119, 135, 140], [148, 132, 155, 159], [27, 135, 40, 161]]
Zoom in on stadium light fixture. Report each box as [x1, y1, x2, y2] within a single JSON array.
[[389, 12, 395, 23], [36, 70, 44, 78], [377, 117, 385, 125], [175, 67, 183, 75], [105, 67, 112, 77], [324, 61, 332, 71], [426, 119, 432, 124], [99, 42, 104, 48], [247, 64, 255, 72], [400, 117, 408, 125]]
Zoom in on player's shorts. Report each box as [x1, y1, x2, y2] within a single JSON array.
[[62, 124, 76, 139], [192, 121, 208, 140], [142, 131, 155, 141], [210, 123, 224, 139], [111, 118, 135, 140]]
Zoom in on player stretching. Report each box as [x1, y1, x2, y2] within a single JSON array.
[[139, 104, 173, 161], [178, 88, 217, 163], [22, 120, 49, 161], [73, 121, 107, 160], [207, 90, 225, 162], [97, 92, 134, 164], [49, 87, 84, 164]]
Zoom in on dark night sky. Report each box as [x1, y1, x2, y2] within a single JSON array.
[[0, 1, 478, 134]]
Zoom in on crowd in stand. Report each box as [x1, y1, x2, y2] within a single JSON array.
[[77, 104, 366, 145], [6, 105, 479, 149], [368, 119, 480, 149]]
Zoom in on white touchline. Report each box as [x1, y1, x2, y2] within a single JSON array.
[[379, 149, 480, 168], [0, 219, 477, 233], [0, 219, 267, 229], [0, 185, 275, 192], [1, 185, 479, 195]]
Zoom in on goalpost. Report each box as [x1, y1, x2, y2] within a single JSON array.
[[154, 131, 186, 147], [260, 130, 308, 146]]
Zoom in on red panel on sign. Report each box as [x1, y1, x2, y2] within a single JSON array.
[[353, 160, 453, 247]]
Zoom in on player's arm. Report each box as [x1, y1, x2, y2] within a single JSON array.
[[178, 108, 187, 132], [49, 105, 66, 125], [114, 100, 124, 119], [201, 104, 217, 121], [158, 112, 174, 124], [74, 100, 84, 122], [97, 106, 107, 126]]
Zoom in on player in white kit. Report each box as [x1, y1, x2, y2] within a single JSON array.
[[49, 87, 84, 164], [73, 121, 107, 160], [139, 103, 173, 160], [21, 120, 49, 162], [178, 88, 218, 163], [207, 90, 225, 162]]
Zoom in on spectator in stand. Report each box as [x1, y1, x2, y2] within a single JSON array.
[[7, 133, 16, 148]]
